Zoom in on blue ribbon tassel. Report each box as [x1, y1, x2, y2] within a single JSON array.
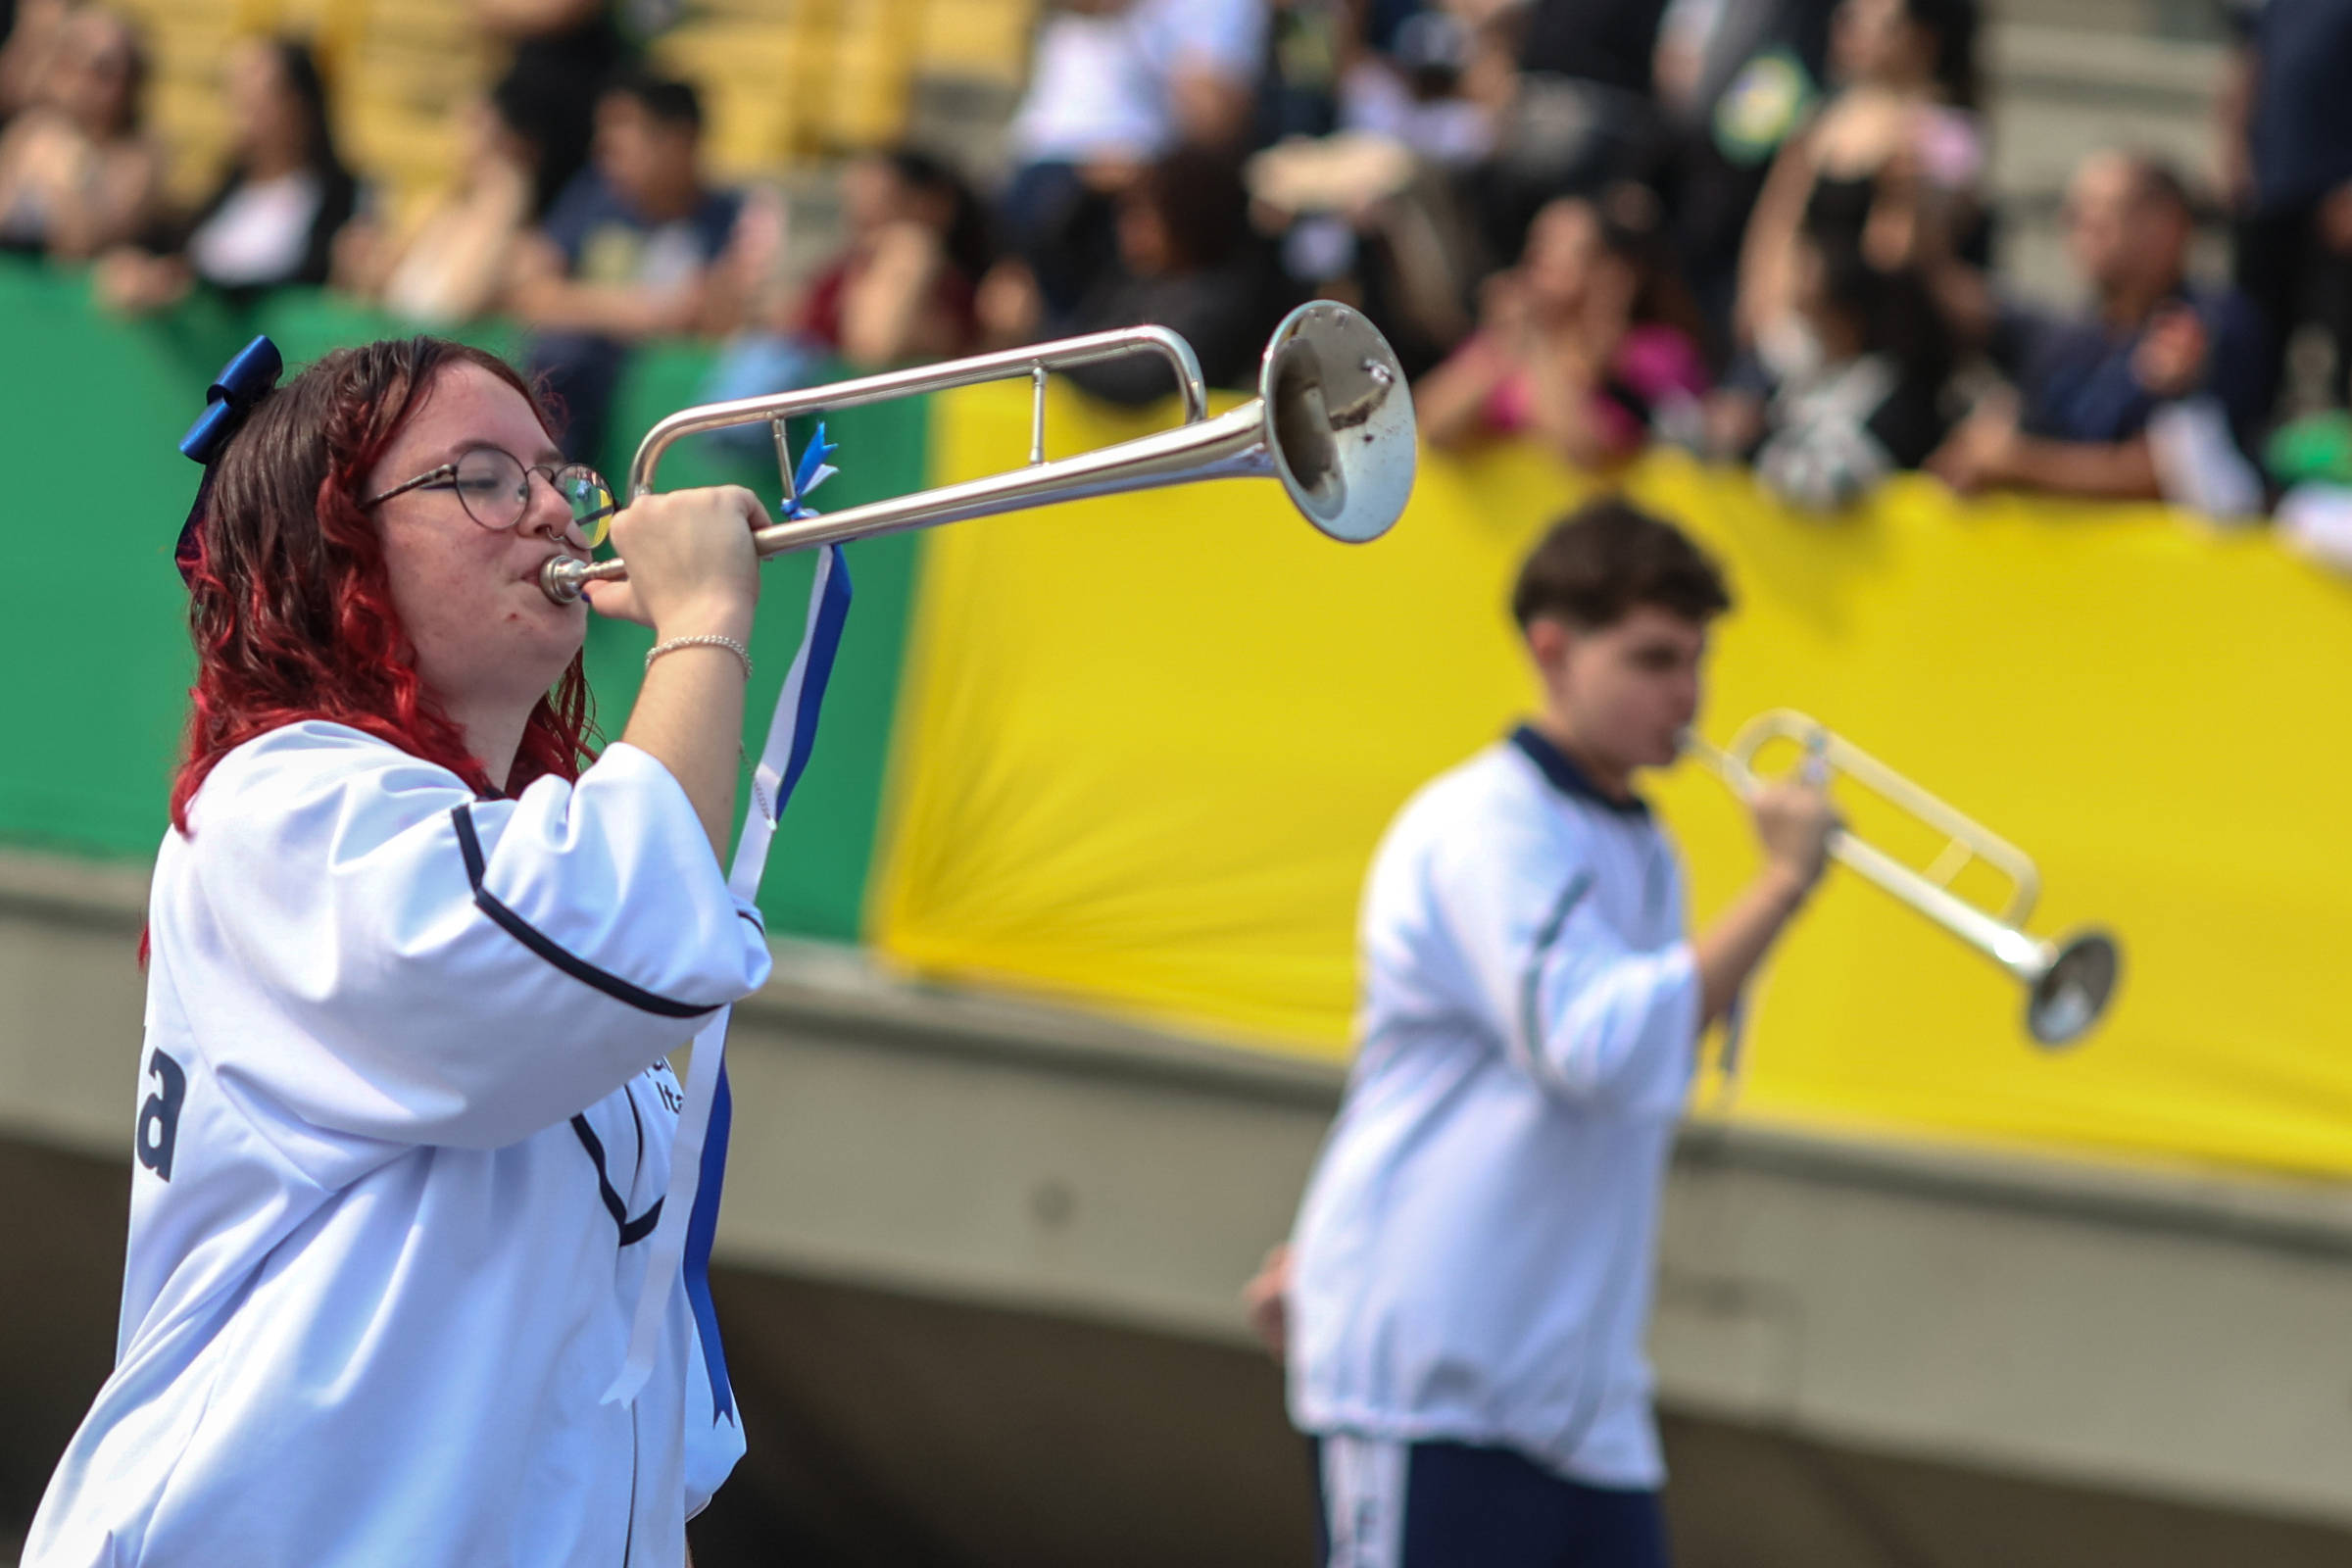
[[679, 424, 852, 1422]]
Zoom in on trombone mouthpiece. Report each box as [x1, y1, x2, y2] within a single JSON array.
[[540, 555, 594, 604]]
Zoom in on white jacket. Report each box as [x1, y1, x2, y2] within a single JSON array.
[[1288, 727, 1701, 1489], [27, 722, 769, 1567]]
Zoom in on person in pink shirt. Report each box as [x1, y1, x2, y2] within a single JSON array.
[[1417, 186, 1710, 467]]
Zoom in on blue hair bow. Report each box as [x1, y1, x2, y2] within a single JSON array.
[[179, 336, 282, 466], [175, 336, 282, 582]]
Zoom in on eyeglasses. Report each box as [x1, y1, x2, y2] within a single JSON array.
[[361, 447, 616, 549]]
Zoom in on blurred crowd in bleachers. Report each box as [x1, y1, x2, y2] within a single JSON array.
[[15, 0, 2352, 543]]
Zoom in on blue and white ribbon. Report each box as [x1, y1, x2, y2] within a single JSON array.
[[607, 426, 851, 1417]]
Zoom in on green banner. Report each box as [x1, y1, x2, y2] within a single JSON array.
[[0, 262, 919, 942]]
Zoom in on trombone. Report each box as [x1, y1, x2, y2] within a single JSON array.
[[1684, 710, 2122, 1048], [539, 300, 1417, 604]]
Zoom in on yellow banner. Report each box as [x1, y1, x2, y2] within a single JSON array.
[[872, 382, 2352, 1178]]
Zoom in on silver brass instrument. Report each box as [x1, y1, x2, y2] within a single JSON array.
[[1685, 710, 2121, 1048], [540, 301, 1416, 604]]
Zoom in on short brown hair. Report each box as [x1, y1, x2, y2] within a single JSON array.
[[1510, 495, 1733, 631]]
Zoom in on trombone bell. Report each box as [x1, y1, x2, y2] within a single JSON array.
[[540, 302, 1416, 603], [1261, 301, 1418, 543], [1685, 711, 2123, 1050], [2030, 930, 2121, 1048]]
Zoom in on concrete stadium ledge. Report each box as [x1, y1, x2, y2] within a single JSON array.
[[3, 847, 2349, 1529]]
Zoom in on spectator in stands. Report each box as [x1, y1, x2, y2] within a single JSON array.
[[1466, 0, 1677, 267], [1336, 7, 1498, 171], [1741, 205, 1956, 509], [695, 148, 992, 419], [1735, 0, 1983, 360], [0, 4, 160, 262], [1245, 12, 1495, 378], [2219, 0, 2352, 415], [1926, 151, 2269, 503], [1247, 127, 1478, 380], [1256, 0, 1354, 147], [506, 70, 740, 466], [781, 148, 988, 369], [91, 35, 356, 315], [0, 0, 69, 126], [478, 0, 638, 220], [332, 81, 542, 325], [1516, 0, 1672, 88], [1414, 185, 1709, 467], [1654, 0, 1840, 344], [999, 0, 1268, 318], [1259, 0, 1497, 157], [979, 144, 1285, 404]]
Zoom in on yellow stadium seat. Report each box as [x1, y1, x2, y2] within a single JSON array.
[[113, 0, 1031, 214], [913, 0, 1038, 86], [819, 44, 910, 150], [331, 0, 494, 219], [113, 0, 246, 206], [654, 13, 819, 176]]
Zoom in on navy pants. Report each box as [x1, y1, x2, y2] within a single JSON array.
[[1310, 1437, 1670, 1568]]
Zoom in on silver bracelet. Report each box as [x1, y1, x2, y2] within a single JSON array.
[[644, 633, 753, 681]]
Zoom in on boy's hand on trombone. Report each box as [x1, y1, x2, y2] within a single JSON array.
[[1695, 773, 1840, 1025], [1749, 779, 1839, 895]]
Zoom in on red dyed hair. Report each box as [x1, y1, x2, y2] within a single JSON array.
[[172, 337, 596, 832]]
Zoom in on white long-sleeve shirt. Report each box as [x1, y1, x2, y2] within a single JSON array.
[[26, 721, 771, 1568], [1008, 0, 1269, 164], [1287, 726, 1702, 1490]]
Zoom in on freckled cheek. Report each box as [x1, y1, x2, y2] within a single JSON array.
[[386, 537, 509, 658]]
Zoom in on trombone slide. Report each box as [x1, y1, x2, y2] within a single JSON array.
[[540, 303, 1416, 603], [1684, 718, 2120, 1048]]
